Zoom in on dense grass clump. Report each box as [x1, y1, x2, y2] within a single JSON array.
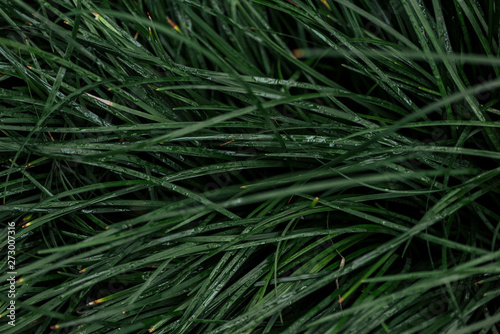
[[1, 0, 500, 333]]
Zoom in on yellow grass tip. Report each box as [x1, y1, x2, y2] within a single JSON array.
[[87, 297, 105, 305], [167, 17, 181, 33], [22, 214, 33, 221]]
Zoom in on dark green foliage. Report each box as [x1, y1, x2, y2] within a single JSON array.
[[1, 0, 499, 333]]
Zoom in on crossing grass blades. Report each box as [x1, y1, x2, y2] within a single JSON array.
[[0, 0, 500, 333]]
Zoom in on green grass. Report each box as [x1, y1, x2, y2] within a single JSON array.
[[0, 0, 499, 333]]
